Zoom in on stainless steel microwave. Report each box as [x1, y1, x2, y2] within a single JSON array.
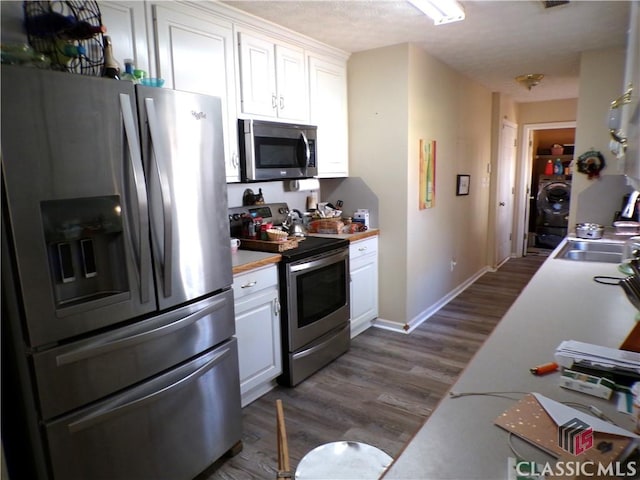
[[239, 119, 317, 182]]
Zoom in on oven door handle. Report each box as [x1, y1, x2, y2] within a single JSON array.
[[293, 324, 349, 360], [288, 249, 348, 274]]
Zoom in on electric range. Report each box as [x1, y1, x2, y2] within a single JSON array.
[[228, 202, 350, 386]]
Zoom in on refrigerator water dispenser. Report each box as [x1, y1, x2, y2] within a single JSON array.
[[41, 196, 129, 311]]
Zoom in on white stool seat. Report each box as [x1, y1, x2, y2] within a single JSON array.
[[295, 441, 392, 480]]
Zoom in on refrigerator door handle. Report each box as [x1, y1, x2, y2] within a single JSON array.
[[119, 94, 151, 304], [144, 97, 173, 298], [55, 295, 228, 366], [66, 346, 231, 433]]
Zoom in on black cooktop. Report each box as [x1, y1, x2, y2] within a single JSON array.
[[228, 202, 348, 262], [278, 236, 348, 263]]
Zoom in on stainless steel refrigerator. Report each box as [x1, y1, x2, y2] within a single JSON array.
[[1, 65, 241, 480]]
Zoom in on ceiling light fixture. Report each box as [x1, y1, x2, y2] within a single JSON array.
[[408, 0, 466, 25], [515, 73, 545, 90]]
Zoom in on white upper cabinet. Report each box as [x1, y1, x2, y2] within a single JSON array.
[[309, 55, 349, 178], [98, 1, 149, 73], [153, 4, 240, 182], [238, 31, 308, 122]]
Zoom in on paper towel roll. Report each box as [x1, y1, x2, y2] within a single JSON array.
[[289, 178, 320, 191]]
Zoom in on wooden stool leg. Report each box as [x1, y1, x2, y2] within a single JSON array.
[[276, 399, 291, 479]]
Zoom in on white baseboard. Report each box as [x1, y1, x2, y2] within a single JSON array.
[[372, 266, 490, 334], [241, 379, 278, 408]]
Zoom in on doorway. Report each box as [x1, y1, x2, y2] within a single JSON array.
[[496, 120, 518, 266], [515, 122, 576, 257]]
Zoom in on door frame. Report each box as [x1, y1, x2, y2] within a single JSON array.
[[515, 121, 576, 256], [495, 119, 518, 267]]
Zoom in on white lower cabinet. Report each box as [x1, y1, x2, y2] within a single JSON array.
[[233, 265, 282, 407], [349, 236, 379, 338]]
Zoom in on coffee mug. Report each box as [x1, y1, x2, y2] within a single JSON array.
[[230, 238, 240, 253]]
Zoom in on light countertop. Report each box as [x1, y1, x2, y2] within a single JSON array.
[[309, 228, 379, 242], [382, 237, 637, 479], [231, 250, 281, 275]]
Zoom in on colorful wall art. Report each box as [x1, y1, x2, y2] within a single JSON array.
[[419, 139, 436, 209]]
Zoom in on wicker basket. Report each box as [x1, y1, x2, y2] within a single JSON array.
[[267, 229, 288, 242]]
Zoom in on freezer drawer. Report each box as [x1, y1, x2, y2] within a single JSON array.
[[33, 290, 235, 419], [44, 338, 242, 480]]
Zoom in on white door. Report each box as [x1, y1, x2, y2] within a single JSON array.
[[309, 55, 349, 178], [154, 5, 240, 182], [98, 1, 149, 73], [275, 44, 307, 121], [522, 129, 535, 254], [496, 120, 518, 265], [238, 32, 277, 118]]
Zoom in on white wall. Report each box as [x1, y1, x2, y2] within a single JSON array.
[[348, 44, 410, 324], [406, 44, 492, 322], [348, 43, 492, 329], [571, 46, 632, 227]]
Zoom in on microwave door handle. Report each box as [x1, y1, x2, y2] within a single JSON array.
[[119, 94, 151, 304], [299, 131, 311, 169], [144, 97, 173, 298]]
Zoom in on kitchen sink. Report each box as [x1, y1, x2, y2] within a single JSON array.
[[555, 239, 624, 263]]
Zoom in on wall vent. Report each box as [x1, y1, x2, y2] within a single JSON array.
[[542, 1, 570, 8]]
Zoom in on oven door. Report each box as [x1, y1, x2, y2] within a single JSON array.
[[285, 247, 349, 351]]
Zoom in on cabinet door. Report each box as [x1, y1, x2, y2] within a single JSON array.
[[235, 286, 282, 407], [98, 1, 150, 73], [154, 5, 240, 182], [309, 55, 349, 177], [350, 254, 378, 338], [238, 32, 277, 118], [349, 237, 378, 338], [275, 44, 307, 122]]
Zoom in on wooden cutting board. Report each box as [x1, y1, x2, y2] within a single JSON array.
[[239, 237, 301, 252]]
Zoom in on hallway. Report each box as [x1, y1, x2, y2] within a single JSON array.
[[206, 254, 547, 480]]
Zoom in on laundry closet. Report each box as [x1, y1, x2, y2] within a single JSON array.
[[529, 128, 575, 249]]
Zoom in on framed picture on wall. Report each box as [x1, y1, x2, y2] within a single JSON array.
[[456, 175, 470, 196], [419, 139, 436, 209]]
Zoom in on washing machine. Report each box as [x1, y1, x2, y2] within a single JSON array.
[[535, 175, 571, 248]]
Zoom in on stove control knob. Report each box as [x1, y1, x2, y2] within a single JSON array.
[[231, 213, 242, 221], [279, 207, 288, 214]]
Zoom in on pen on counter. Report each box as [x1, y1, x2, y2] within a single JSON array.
[[530, 362, 559, 375]]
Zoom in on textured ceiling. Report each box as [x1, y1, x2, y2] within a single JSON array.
[[222, 0, 631, 102]]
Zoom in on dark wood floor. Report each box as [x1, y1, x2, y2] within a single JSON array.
[[205, 254, 547, 480]]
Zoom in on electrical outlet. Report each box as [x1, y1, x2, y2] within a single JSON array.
[[450, 258, 457, 271]]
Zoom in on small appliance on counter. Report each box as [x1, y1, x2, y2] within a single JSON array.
[[615, 192, 640, 222]]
